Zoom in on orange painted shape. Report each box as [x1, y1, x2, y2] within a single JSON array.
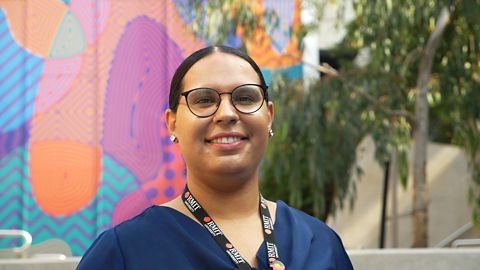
[[1, 0, 68, 57], [30, 140, 101, 216]]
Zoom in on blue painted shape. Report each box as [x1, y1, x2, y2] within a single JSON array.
[[0, 10, 44, 133]]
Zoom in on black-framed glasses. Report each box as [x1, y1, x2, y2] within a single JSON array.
[[180, 84, 268, 118]]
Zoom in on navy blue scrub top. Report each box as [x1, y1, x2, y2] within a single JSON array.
[[76, 201, 353, 270]]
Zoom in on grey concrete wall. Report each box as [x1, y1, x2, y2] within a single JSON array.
[[0, 257, 81, 270], [349, 249, 480, 270], [328, 136, 476, 249], [1, 250, 479, 270]]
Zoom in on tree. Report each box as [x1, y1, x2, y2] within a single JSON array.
[[261, 75, 367, 221], [314, 0, 480, 246]]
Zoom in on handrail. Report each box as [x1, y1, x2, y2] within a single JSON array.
[[0, 229, 32, 256], [434, 222, 473, 248], [451, 238, 480, 248]]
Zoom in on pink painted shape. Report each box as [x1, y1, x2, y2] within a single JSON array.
[[112, 190, 151, 226], [70, 0, 111, 44], [34, 55, 83, 114], [103, 17, 184, 182]]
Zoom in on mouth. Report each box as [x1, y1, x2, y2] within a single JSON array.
[[208, 137, 245, 144], [206, 134, 248, 144]]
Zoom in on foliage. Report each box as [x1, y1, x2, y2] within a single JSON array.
[[261, 74, 367, 221], [329, 0, 480, 223]]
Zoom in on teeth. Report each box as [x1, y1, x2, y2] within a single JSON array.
[[211, 137, 242, 144]]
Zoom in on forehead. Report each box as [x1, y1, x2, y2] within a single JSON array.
[[182, 52, 260, 91]]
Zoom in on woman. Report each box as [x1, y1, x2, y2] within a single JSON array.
[[76, 46, 353, 270]]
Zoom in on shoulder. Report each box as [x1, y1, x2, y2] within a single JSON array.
[[113, 205, 183, 240], [77, 206, 179, 270], [114, 205, 161, 231], [275, 201, 349, 253], [276, 200, 333, 234], [275, 201, 354, 269]]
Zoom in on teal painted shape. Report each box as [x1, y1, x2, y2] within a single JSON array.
[[62, 0, 72, 4], [49, 10, 86, 58], [0, 146, 140, 255], [0, 148, 27, 248], [97, 154, 139, 230], [261, 64, 303, 86]]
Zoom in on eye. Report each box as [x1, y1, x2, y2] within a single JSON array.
[[235, 95, 256, 104], [233, 86, 262, 105], [195, 97, 216, 104], [188, 89, 218, 107]]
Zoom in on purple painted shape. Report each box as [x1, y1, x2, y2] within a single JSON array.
[[103, 17, 184, 182], [163, 186, 175, 198], [0, 121, 29, 157], [264, 0, 294, 53], [146, 188, 158, 199], [164, 168, 175, 180]]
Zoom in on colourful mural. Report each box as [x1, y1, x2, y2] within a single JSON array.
[[0, 0, 302, 255]]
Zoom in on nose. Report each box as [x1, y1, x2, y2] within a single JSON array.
[[212, 95, 239, 124]]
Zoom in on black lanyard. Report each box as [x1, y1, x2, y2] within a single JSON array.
[[182, 185, 285, 270]]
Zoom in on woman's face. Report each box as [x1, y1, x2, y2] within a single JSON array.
[[165, 52, 274, 180]]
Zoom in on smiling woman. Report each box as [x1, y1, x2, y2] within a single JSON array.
[[76, 46, 353, 270]]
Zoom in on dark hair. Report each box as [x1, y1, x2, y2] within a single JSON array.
[[168, 45, 268, 112]]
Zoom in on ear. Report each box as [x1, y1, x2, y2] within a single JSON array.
[[165, 108, 176, 134], [267, 101, 274, 128]]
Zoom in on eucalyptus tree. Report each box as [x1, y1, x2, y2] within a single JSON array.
[[321, 0, 480, 247]]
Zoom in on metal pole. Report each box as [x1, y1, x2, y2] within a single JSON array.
[[380, 161, 390, 248], [390, 151, 399, 248]]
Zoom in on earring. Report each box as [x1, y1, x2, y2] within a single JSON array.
[[170, 135, 178, 143], [268, 128, 274, 138]]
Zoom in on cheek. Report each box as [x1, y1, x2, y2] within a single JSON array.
[[250, 111, 271, 133], [175, 114, 207, 142]]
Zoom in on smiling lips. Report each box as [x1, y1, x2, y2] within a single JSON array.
[[206, 134, 247, 144], [210, 137, 242, 144]]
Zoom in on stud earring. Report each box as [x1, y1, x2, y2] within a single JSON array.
[[268, 128, 274, 138], [170, 135, 178, 143]]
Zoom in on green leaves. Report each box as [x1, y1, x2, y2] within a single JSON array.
[[334, 0, 480, 223], [261, 74, 365, 221], [267, 0, 479, 223]]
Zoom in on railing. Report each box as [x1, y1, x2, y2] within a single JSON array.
[[0, 230, 32, 258], [434, 222, 474, 248], [451, 238, 480, 248]]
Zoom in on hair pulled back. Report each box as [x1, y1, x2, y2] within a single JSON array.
[[168, 45, 268, 112]]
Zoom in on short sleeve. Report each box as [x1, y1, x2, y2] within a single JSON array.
[[76, 229, 125, 270]]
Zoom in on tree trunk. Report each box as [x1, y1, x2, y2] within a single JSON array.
[[412, 7, 450, 247]]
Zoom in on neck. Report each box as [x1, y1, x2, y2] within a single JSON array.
[[185, 170, 260, 220]]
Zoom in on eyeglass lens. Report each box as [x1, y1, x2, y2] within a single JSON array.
[[186, 85, 264, 117]]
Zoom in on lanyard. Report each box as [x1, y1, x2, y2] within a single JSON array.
[[182, 185, 285, 270]]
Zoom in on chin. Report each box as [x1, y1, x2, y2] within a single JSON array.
[[211, 161, 256, 177]]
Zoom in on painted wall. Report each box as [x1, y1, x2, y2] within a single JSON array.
[[0, 0, 302, 256]]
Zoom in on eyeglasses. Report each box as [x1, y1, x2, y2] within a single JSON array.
[[180, 84, 268, 118]]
